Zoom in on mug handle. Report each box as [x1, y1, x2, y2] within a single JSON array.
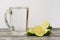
[[5, 9, 14, 32]]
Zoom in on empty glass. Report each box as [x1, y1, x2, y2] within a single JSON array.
[[5, 7, 29, 33]]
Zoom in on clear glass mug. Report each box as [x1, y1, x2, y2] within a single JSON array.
[[5, 7, 29, 33]]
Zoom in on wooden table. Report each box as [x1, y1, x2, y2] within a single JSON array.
[[0, 28, 60, 40]]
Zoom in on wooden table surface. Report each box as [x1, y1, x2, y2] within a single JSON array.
[[0, 28, 60, 40]]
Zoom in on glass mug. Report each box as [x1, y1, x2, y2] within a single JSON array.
[[5, 7, 29, 33]]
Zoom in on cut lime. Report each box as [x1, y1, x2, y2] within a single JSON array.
[[34, 26, 45, 36], [44, 29, 51, 36], [27, 28, 35, 36], [41, 21, 52, 29]]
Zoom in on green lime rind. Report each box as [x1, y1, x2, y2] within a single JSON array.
[[44, 31, 51, 36], [27, 28, 35, 36], [27, 32, 35, 36], [44, 29, 51, 36], [47, 26, 52, 29]]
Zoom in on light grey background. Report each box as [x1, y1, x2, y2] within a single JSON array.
[[0, 0, 60, 29]]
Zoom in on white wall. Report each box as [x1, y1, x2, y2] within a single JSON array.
[[0, 0, 9, 28], [0, 0, 60, 29]]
